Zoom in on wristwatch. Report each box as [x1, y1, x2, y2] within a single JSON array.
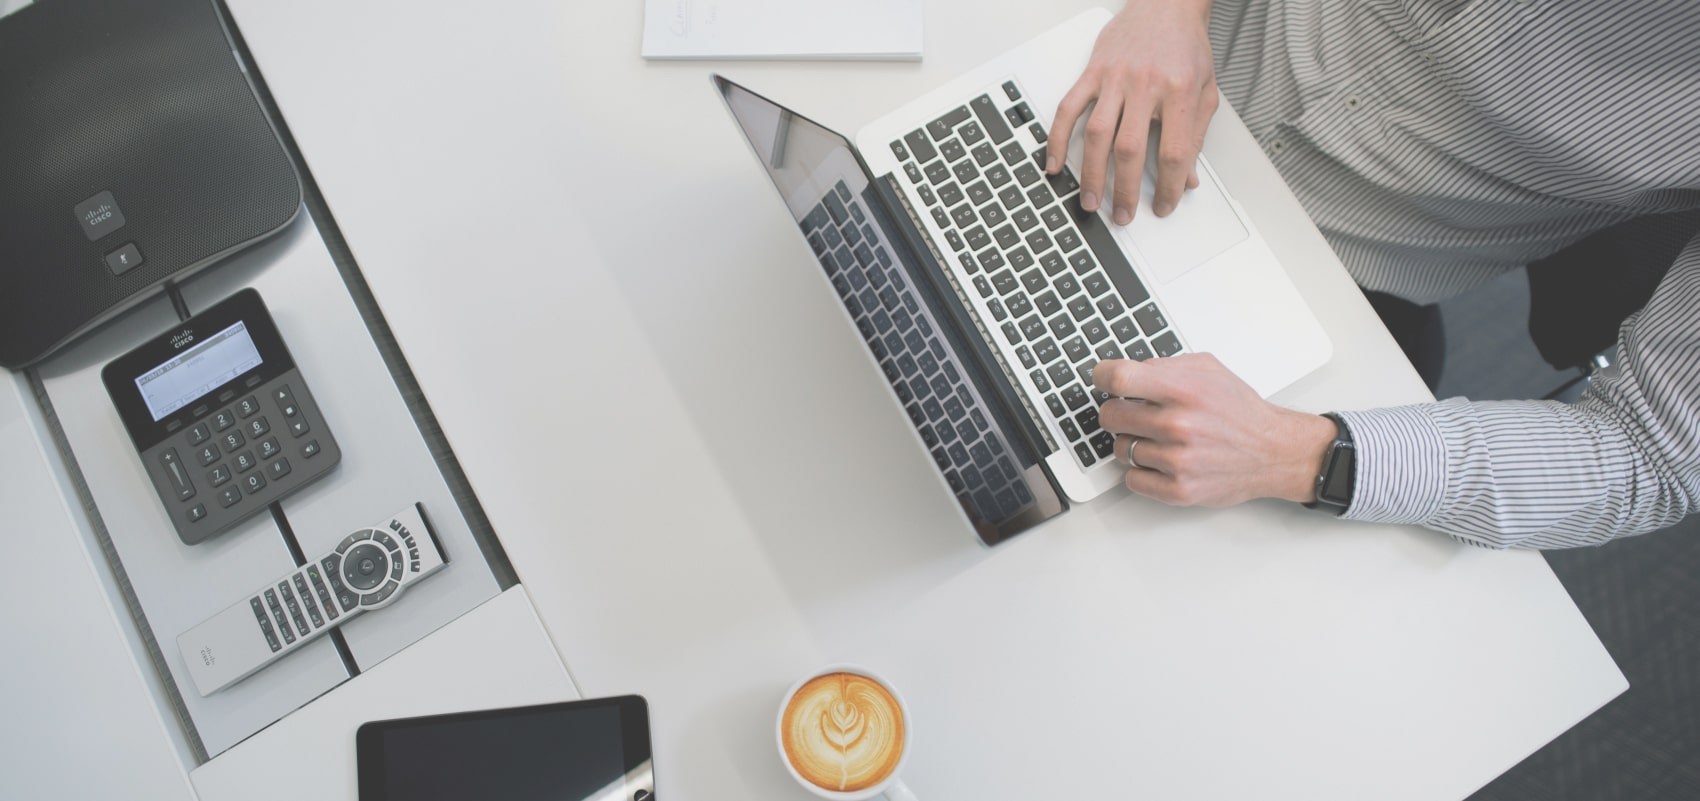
[[1304, 412, 1355, 516]]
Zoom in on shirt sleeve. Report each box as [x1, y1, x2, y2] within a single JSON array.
[[1333, 233, 1700, 549]]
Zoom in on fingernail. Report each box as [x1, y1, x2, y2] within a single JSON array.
[[1046, 155, 1059, 173], [1081, 191, 1098, 211], [1154, 201, 1174, 217], [1114, 206, 1132, 225]]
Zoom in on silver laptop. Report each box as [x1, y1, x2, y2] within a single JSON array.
[[713, 8, 1330, 547]]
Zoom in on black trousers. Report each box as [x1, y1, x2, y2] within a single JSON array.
[[1363, 289, 1445, 392]]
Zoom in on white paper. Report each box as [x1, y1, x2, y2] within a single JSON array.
[[642, 0, 922, 61]]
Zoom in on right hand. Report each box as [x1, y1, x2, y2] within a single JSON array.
[[1047, 0, 1219, 224]]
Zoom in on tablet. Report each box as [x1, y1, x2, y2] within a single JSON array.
[[356, 696, 655, 801]]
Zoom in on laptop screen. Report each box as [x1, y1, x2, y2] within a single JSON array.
[[714, 76, 1065, 546]]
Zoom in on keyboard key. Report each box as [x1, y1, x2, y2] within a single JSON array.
[[1077, 361, 1098, 388], [890, 139, 910, 161], [981, 204, 1008, 228], [986, 297, 1008, 321], [966, 181, 994, 206], [1012, 208, 1039, 232], [904, 130, 937, 164], [1047, 362, 1074, 388], [1020, 269, 1047, 294], [950, 204, 978, 228], [194, 443, 219, 466], [1016, 346, 1036, 369], [1060, 418, 1082, 442], [1069, 250, 1098, 276], [1002, 80, 1021, 101], [1046, 167, 1080, 195], [287, 417, 311, 438], [1133, 303, 1168, 336], [218, 485, 242, 508], [1055, 274, 1082, 299], [1006, 102, 1035, 126], [213, 409, 236, 431], [985, 164, 1012, 188], [1112, 317, 1141, 343], [1055, 228, 1082, 253], [1091, 430, 1116, 458], [1006, 293, 1033, 319], [970, 94, 1014, 144], [208, 464, 232, 487], [1067, 296, 1094, 322], [1041, 206, 1069, 231], [236, 396, 262, 418], [1002, 322, 1022, 346], [1014, 162, 1042, 187], [971, 143, 997, 167], [925, 161, 952, 185], [1084, 319, 1110, 344], [928, 106, 972, 140], [187, 423, 211, 446], [221, 430, 247, 453], [998, 185, 1025, 210], [1034, 291, 1063, 318], [1025, 229, 1053, 255], [1083, 272, 1113, 298], [990, 269, 1019, 295], [1097, 294, 1126, 320], [1019, 315, 1048, 341], [973, 275, 993, 298], [939, 183, 964, 207], [1048, 314, 1076, 340], [904, 163, 924, 184], [917, 184, 937, 206], [1039, 251, 1067, 276], [990, 224, 1017, 250], [961, 120, 985, 145], [1034, 337, 1061, 364], [1007, 247, 1034, 272], [1152, 331, 1184, 357], [1028, 183, 1056, 209], [1029, 122, 1048, 144], [952, 160, 979, 184], [825, 192, 849, 224], [1096, 341, 1124, 362], [978, 248, 1006, 272], [1075, 407, 1102, 435], [234, 450, 258, 473], [1063, 336, 1090, 363], [940, 139, 966, 163], [1074, 442, 1097, 466], [1000, 140, 1027, 167], [1029, 369, 1051, 392]]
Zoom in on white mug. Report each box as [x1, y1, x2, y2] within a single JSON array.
[[776, 664, 918, 801]]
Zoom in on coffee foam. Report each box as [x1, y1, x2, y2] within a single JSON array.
[[781, 672, 906, 793]]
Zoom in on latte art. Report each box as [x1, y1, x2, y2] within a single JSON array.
[[781, 672, 906, 792]]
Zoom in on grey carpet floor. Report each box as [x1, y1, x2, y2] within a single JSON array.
[[1421, 271, 1700, 801]]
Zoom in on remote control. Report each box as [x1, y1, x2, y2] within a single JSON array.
[[177, 503, 448, 697]]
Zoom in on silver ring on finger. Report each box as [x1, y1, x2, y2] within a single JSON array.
[[1126, 437, 1144, 470]]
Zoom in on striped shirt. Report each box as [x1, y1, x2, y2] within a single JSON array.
[[1206, 0, 1700, 547]]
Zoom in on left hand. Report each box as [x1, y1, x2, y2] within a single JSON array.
[[1092, 353, 1336, 506]]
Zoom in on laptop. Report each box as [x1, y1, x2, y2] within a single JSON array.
[[713, 8, 1331, 547]]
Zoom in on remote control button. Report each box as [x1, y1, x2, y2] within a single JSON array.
[[250, 597, 265, 619], [242, 472, 267, 494], [235, 396, 261, 418], [246, 416, 270, 438], [234, 450, 258, 473], [208, 464, 232, 487], [213, 409, 237, 431], [187, 504, 207, 523], [194, 444, 220, 467], [279, 581, 309, 636], [258, 437, 281, 460], [218, 485, 241, 509], [336, 529, 372, 554], [295, 575, 324, 628], [273, 385, 295, 407], [375, 532, 399, 554], [389, 557, 403, 581], [342, 543, 388, 591], [287, 418, 311, 438], [267, 457, 291, 480], [360, 581, 399, 606], [187, 423, 211, 446], [308, 567, 338, 621], [158, 449, 195, 501], [302, 439, 321, 459], [220, 430, 246, 453]]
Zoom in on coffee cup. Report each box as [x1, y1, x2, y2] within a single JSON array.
[[776, 664, 917, 801]]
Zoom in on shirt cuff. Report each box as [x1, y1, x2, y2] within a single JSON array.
[[1334, 405, 1449, 526]]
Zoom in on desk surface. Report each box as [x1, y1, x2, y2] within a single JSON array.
[[219, 2, 1625, 798]]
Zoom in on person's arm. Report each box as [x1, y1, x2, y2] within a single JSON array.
[[1094, 234, 1700, 548], [1047, 0, 1218, 225]]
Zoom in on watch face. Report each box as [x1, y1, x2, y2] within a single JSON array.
[[1320, 444, 1355, 505]]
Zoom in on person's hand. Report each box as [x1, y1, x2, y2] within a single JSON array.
[[1047, 0, 1219, 224], [1092, 354, 1336, 506]]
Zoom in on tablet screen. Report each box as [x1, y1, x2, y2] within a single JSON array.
[[357, 696, 653, 801]]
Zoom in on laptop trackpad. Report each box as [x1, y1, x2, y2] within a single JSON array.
[[1102, 149, 1248, 285]]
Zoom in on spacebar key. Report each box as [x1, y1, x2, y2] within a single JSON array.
[[1068, 197, 1151, 309]]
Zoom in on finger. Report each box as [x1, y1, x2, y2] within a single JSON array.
[[1122, 466, 1184, 504], [1108, 96, 1156, 226], [1097, 397, 1160, 437], [1077, 90, 1124, 213], [1184, 84, 1218, 193], [1113, 435, 1177, 474], [1093, 358, 1188, 404], [1151, 105, 1199, 217], [1048, 81, 1096, 175], [1187, 165, 1199, 190]]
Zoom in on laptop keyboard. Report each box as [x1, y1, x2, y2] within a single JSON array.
[[802, 181, 1036, 525], [888, 79, 1187, 471]]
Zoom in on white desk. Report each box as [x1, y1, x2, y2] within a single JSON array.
[[5, 1, 1628, 799]]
